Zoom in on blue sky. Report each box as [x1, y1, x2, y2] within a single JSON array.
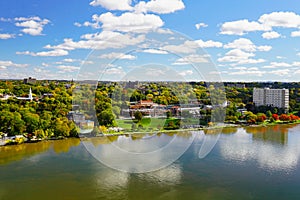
[[1, 0, 300, 81]]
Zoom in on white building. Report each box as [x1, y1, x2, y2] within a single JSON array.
[[16, 88, 33, 101], [253, 88, 289, 110]]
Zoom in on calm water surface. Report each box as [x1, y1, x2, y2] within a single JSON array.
[[1, 124, 300, 200]]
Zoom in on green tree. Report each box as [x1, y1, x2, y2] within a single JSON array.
[[112, 106, 121, 119], [53, 117, 70, 137], [134, 111, 143, 122], [266, 110, 272, 118], [11, 112, 26, 135], [23, 112, 40, 133], [166, 111, 172, 119], [98, 110, 116, 127], [0, 110, 13, 134]]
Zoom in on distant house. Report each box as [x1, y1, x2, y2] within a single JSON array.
[[23, 77, 37, 84], [0, 94, 14, 100], [226, 83, 245, 88], [67, 111, 94, 129], [129, 100, 167, 117], [0, 88, 34, 101], [42, 93, 54, 98], [237, 108, 247, 115]]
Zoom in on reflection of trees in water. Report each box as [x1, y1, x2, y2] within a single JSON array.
[[204, 128, 222, 135], [83, 137, 113, 147], [52, 138, 80, 154], [131, 133, 145, 140], [107, 135, 119, 142], [221, 127, 238, 134], [173, 131, 193, 138], [245, 124, 298, 145], [0, 141, 51, 165]]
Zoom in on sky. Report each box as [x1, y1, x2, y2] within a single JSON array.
[[1, 0, 300, 81]]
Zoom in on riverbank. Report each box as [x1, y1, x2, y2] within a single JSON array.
[[2, 120, 300, 146], [0, 135, 69, 147], [99, 119, 300, 136]]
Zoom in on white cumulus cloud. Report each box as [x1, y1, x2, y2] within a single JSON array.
[[258, 11, 300, 29], [81, 12, 164, 33], [142, 49, 168, 54], [262, 31, 281, 39], [178, 70, 193, 76], [218, 49, 255, 63], [195, 22, 208, 30], [220, 11, 300, 36], [220, 19, 269, 35], [0, 33, 15, 39], [44, 31, 145, 51], [101, 12, 164, 32], [291, 30, 300, 37], [16, 49, 68, 57], [57, 65, 80, 73], [134, 0, 185, 14], [195, 39, 223, 48], [0, 60, 28, 69], [99, 52, 136, 60], [172, 54, 209, 65], [224, 38, 272, 52], [89, 0, 133, 11], [15, 16, 50, 36]]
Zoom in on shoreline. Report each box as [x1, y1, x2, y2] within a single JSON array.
[[2, 121, 300, 146], [89, 120, 300, 137]]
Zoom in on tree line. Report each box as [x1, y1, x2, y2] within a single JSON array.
[[1, 80, 300, 139]]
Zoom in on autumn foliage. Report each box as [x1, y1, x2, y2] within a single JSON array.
[[272, 114, 279, 120], [256, 113, 267, 122], [279, 114, 290, 121]]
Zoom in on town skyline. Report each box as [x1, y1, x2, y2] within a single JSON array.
[[1, 0, 300, 81]]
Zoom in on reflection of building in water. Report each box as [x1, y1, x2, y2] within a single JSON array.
[[248, 125, 288, 145], [219, 128, 300, 171]]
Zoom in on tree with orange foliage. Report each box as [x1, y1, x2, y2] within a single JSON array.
[[256, 113, 267, 122], [272, 114, 279, 121], [289, 114, 299, 122], [279, 114, 290, 121]]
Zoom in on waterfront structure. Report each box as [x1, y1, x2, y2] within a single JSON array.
[[253, 88, 289, 110]]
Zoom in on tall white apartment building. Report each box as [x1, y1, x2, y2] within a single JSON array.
[[253, 88, 289, 110]]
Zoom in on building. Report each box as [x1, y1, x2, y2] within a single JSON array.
[[42, 93, 54, 98], [0, 88, 33, 101], [24, 77, 37, 84], [0, 94, 14, 100], [67, 111, 94, 130], [226, 83, 245, 88], [16, 88, 33, 101], [129, 100, 167, 117], [253, 88, 289, 110]]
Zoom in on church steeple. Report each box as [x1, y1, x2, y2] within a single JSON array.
[[29, 88, 33, 101]]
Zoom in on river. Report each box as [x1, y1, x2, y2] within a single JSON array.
[[1, 124, 300, 200]]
